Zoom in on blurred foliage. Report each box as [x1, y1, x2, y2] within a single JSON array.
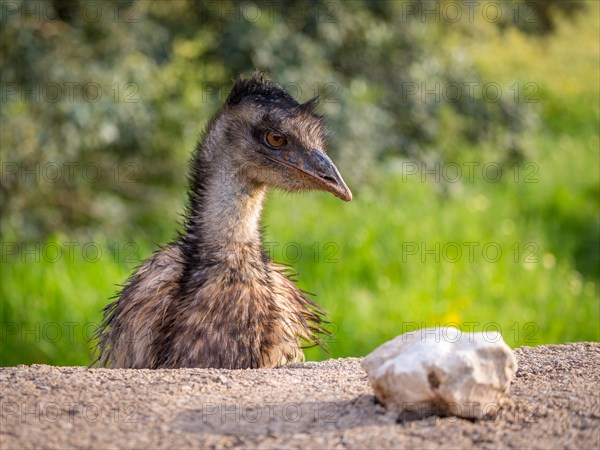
[[2, 0, 582, 240], [1, 0, 598, 365]]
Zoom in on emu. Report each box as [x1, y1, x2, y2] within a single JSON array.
[[94, 73, 352, 369]]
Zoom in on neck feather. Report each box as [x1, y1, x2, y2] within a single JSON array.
[[181, 142, 267, 272]]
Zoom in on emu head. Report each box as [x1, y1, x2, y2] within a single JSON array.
[[212, 73, 352, 202]]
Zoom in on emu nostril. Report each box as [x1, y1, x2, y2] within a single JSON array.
[[321, 175, 337, 184]]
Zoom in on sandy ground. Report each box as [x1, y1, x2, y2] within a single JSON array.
[[0, 342, 598, 449]]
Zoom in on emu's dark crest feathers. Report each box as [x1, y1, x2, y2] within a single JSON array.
[[226, 72, 297, 108], [226, 73, 323, 119], [93, 72, 347, 369]]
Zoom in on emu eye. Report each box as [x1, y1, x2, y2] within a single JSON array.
[[264, 131, 287, 148]]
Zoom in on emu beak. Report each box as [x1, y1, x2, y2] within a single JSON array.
[[300, 149, 353, 202], [269, 148, 352, 202]]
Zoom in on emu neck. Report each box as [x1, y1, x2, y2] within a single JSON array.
[[183, 156, 267, 270], [205, 167, 265, 258]]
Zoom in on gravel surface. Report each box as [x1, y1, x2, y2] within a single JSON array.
[[1, 342, 598, 449]]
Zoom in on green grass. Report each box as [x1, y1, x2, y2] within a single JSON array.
[[265, 133, 599, 361]]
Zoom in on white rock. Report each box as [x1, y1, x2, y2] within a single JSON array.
[[361, 327, 517, 419]]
